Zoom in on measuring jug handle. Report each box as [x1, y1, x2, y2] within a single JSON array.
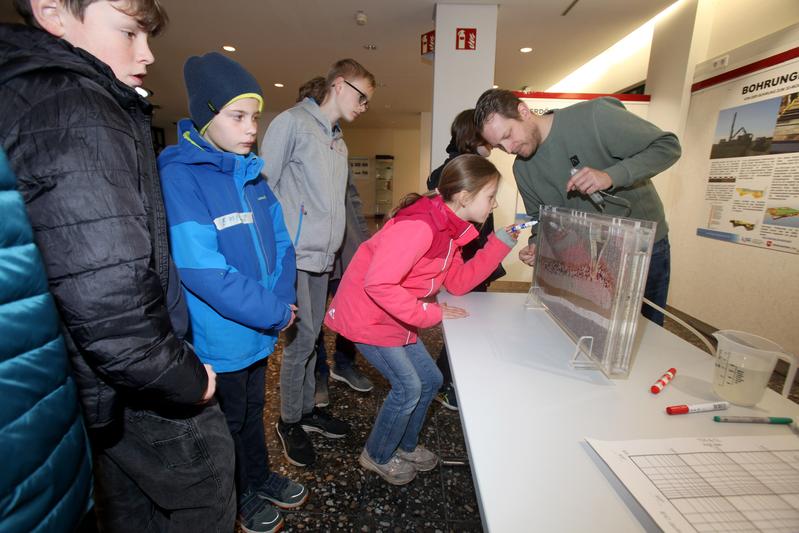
[[776, 352, 798, 397]]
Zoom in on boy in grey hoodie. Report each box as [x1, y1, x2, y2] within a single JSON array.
[[261, 59, 375, 467]]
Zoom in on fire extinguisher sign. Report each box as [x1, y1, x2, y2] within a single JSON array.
[[455, 28, 477, 50]]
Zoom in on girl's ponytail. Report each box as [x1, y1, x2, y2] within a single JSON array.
[[297, 76, 327, 103]]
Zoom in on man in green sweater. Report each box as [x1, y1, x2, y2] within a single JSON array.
[[474, 89, 681, 325]]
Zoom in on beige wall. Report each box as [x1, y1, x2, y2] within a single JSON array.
[[704, 0, 799, 61], [344, 127, 422, 216]]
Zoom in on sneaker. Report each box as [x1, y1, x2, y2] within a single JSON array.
[[396, 445, 439, 472], [275, 418, 315, 467], [358, 448, 417, 486], [255, 472, 309, 509], [300, 407, 350, 438], [330, 364, 374, 392], [314, 374, 330, 408], [435, 384, 459, 411], [239, 490, 283, 533]]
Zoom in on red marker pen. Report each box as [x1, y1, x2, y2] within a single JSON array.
[[650, 368, 676, 394], [666, 401, 729, 415]]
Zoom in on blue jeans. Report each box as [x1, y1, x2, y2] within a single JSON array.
[[642, 236, 671, 326], [355, 340, 442, 464]]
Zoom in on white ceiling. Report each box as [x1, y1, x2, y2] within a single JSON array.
[[1, 0, 675, 129]]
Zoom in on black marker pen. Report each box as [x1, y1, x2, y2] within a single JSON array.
[[570, 155, 605, 211]]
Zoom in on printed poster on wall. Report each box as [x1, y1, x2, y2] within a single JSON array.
[[698, 58, 799, 254]]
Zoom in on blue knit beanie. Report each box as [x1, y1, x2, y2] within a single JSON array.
[[183, 52, 264, 133]]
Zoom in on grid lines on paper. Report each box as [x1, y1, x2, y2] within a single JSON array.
[[631, 450, 799, 533]]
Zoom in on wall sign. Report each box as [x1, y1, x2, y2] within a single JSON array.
[[421, 30, 435, 56], [456, 28, 476, 51]]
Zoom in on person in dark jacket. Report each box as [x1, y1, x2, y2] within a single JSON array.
[[0, 1, 235, 531], [0, 147, 93, 533], [427, 109, 506, 410]]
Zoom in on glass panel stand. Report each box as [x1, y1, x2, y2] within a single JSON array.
[[525, 285, 598, 371]]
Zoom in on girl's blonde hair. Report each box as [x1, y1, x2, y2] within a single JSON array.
[[390, 154, 500, 218], [297, 58, 376, 104]]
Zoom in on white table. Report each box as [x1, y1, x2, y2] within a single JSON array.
[[440, 291, 799, 532]]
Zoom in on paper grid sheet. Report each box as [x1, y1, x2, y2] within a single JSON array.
[[587, 436, 799, 532]]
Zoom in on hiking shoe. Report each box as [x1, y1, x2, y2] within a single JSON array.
[[330, 364, 374, 392], [435, 384, 459, 411], [358, 448, 416, 486], [396, 445, 439, 472], [300, 407, 350, 438], [255, 472, 309, 509], [275, 418, 315, 467], [239, 490, 283, 533], [314, 374, 330, 408]]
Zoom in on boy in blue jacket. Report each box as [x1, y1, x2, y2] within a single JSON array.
[[158, 52, 306, 533]]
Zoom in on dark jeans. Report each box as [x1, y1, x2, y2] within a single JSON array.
[[642, 236, 671, 326], [316, 330, 357, 377], [216, 358, 271, 500], [91, 402, 236, 533], [315, 277, 357, 376]]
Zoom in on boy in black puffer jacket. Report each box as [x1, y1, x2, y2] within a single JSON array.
[[0, 2, 235, 531]]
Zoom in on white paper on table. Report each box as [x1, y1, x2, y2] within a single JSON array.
[[586, 435, 799, 533]]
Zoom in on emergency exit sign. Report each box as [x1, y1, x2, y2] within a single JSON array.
[[456, 28, 476, 50]]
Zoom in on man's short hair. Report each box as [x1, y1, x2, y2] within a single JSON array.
[[474, 89, 524, 130], [13, 0, 168, 35]]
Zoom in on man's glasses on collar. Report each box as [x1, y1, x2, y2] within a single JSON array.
[[344, 80, 369, 109]]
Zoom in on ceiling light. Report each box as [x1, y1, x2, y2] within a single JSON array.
[[274, 83, 284, 88], [363, 44, 377, 51], [520, 47, 533, 53], [222, 45, 236, 52], [355, 10, 367, 25], [492, 84, 498, 89], [134, 87, 151, 98]]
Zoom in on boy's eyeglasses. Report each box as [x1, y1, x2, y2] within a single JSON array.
[[344, 80, 370, 109]]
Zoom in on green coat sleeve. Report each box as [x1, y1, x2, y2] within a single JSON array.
[[592, 98, 681, 188]]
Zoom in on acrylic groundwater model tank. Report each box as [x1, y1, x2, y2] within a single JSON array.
[[526, 206, 656, 378]]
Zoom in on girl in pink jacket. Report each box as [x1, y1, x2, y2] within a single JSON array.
[[324, 154, 517, 485]]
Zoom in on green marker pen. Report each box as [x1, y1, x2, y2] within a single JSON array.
[[713, 416, 793, 424]]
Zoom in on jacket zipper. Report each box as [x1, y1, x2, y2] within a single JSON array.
[[423, 238, 454, 297], [328, 135, 336, 259], [140, 111, 169, 292], [294, 202, 304, 247], [240, 165, 272, 278]]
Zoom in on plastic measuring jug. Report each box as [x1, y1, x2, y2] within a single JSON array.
[[712, 330, 797, 406]]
